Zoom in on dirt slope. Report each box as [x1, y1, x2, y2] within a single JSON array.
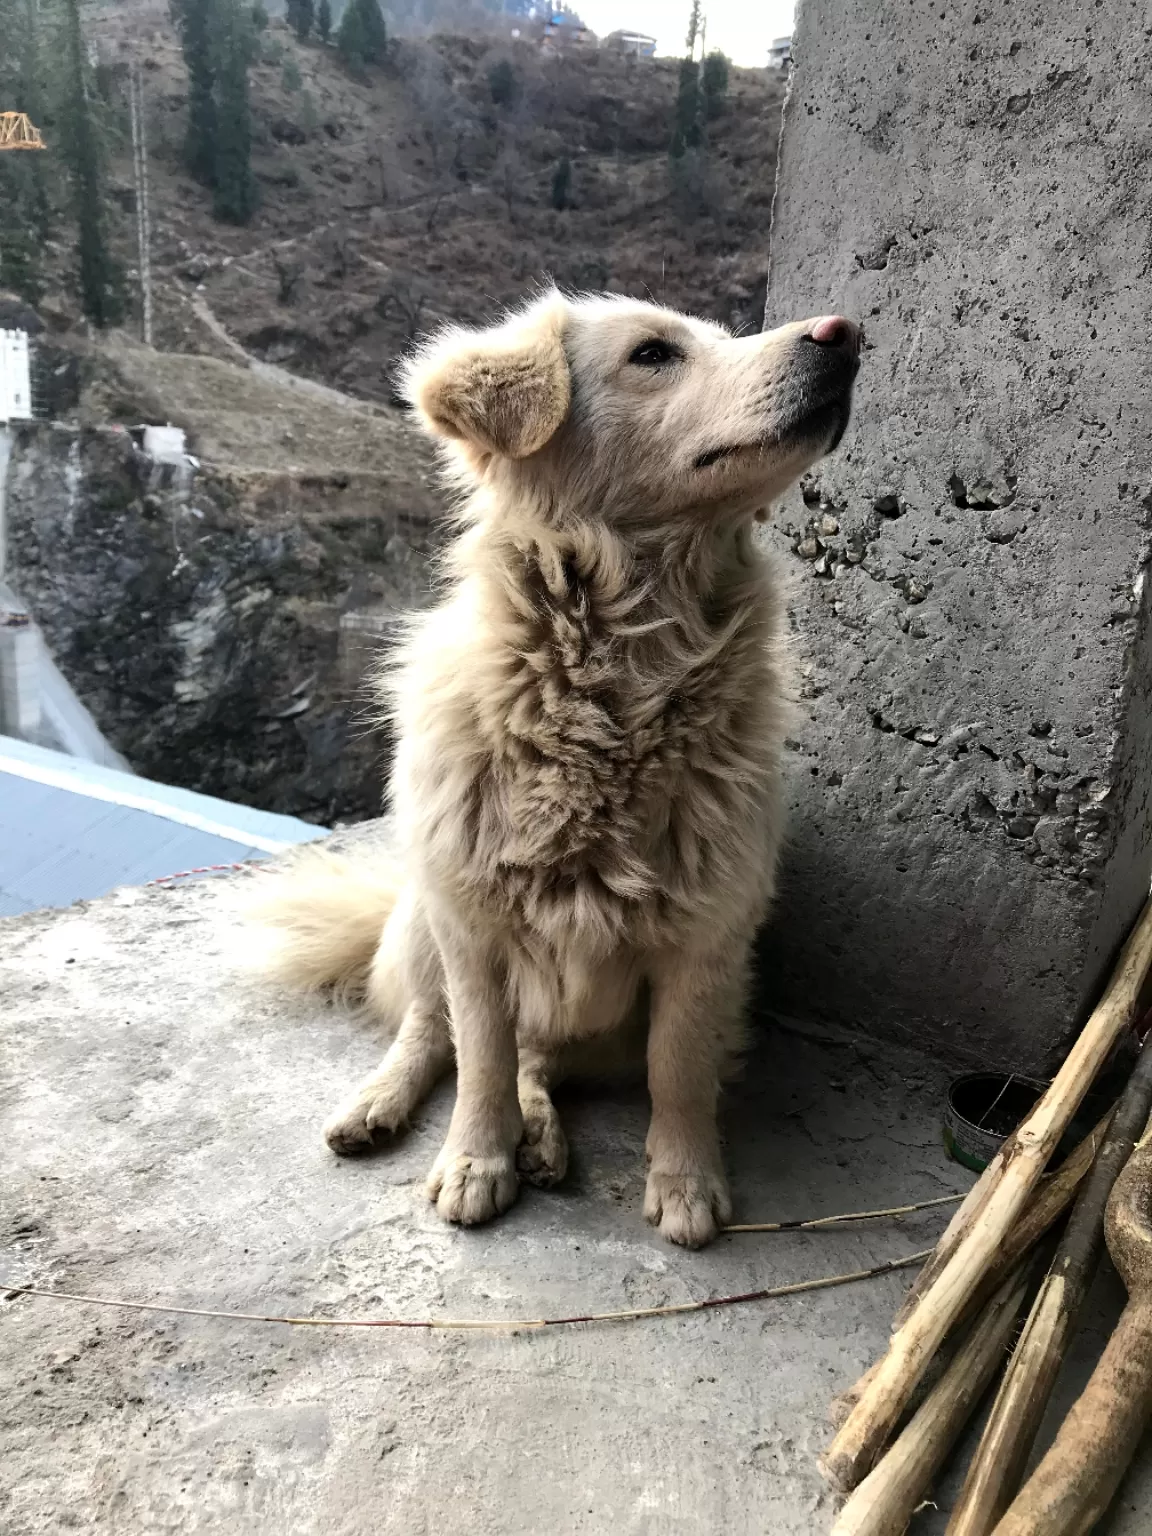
[[75, 5, 785, 405]]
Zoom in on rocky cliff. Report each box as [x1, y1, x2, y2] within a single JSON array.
[[5, 385, 439, 821]]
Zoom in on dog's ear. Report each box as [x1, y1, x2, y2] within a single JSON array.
[[405, 300, 570, 460]]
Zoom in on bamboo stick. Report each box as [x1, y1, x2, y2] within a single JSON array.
[[993, 1118, 1152, 1536], [827, 1114, 1107, 1433], [896, 1150, 1009, 1326], [831, 1268, 1031, 1536], [946, 1036, 1152, 1536], [821, 895, 1152, 1494], [955, 1111, 1112, 1329]]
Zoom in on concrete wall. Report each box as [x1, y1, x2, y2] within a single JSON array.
[[760, 0, 1152, 1072]]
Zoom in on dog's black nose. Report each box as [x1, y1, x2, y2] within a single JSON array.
[[804, 315, 861, 357]]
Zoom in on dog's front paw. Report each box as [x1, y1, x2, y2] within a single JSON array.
[[426, 1148, 519, 1226], [644, 1169, 731, 1249], [516, 1101, 569, 1187], [323, 1082, 411, 1155]]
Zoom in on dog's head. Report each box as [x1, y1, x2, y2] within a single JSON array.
[[403, 292, 859, 528]]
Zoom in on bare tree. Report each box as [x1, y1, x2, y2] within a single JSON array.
[[376, 274, 431, 347], [273, 252, 303, 305], [493, 138, 523, 224], [424, 190, 447, 237], [322, 227, 358, 282], [411, 49, 474, 186]]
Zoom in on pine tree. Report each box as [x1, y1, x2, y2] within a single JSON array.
[[0, 0, 52, 301], [212, 0, 259, 223], [701, 50, 728, 119], [550, 155, 571, 211], [669, 57, 701, 159], [337, 0, 386, 68], [286, 0, 314, 42], [173, 0, 218, 185], [58, 0, 121, 325], [0, 152, 43, 301], [487, 58, 517, 108], [317, 0, 332, 43], [685, 0, 701, 57]]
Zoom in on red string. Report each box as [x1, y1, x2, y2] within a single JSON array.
[[146, 862, 259, 887]]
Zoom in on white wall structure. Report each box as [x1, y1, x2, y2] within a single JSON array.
[[0, 330, 32, 424], [142, 424, 187, 464], [0, 609, 40, 741]]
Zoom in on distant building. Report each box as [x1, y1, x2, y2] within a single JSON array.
[[768, 35, 792, 70], [603, 29, 657, 58], [541, 7, 595, 50]]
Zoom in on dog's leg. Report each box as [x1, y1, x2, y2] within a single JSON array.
[[323, 1003, 453, 1153], [323, 889, 453, 1153], [425, 918, 522, 1225], [642, 938, 750, 1249], [516, 1047, 569, 1187]]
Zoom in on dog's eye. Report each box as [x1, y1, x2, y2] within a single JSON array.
[[628, 338, 681, 369]]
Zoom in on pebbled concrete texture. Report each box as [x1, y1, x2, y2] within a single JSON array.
[[2, 874, 1150, 1535], [761, 0, 1152, 1072]]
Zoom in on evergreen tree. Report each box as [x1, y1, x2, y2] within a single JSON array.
[[550, 155, 571, 211], [684, 0, 701, 57], [487, 58, 517, 108], [0, 0, 52, 301], [286, 0, 313, 42], [701, 49, 728, 119], [173, 0, 218, 185], [317, 0, 332, 43], [669, 57, 701, 159], [58, 0, 121, 325], [172, 0, 258, 223], [337, 0, 386, 68], [212, 0, 259, 223]]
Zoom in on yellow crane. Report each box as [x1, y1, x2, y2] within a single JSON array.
[[0, 112, 46, 150]]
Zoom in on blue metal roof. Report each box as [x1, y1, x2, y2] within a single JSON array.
[[0, 734, 327, 918]]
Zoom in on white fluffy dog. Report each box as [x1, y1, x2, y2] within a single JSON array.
[[249, 292, 860, 1247]]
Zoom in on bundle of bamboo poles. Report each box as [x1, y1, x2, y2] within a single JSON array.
[[823, 896, 1152, 1536]]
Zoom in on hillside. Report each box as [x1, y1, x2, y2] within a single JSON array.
[[40, 4, 785, 401], [2, 5, 785, 822]]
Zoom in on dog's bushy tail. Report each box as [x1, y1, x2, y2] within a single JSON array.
[[240, 846, 402, 1004]]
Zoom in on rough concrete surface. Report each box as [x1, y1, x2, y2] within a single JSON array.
[[762, 0, 1152, 1072], [2, 875, 1151, 1534]]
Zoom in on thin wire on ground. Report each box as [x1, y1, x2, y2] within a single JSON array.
[[3, 1247, 934, 1333], [722, 1192, 964, 1234]]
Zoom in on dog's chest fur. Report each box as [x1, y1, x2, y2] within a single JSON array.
[[394, 528, 788, 951]]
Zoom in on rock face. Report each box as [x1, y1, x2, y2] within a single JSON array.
[[759, 0, 1152, 1071], [4, 424, 438, 823]]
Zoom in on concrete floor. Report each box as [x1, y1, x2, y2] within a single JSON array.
[[2, 874, 1150, 1534]]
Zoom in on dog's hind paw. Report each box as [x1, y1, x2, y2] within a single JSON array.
[[426, 1150, 519, 1226], [516, 1102, 569, 1187], [643, 1169, 731, 1249]]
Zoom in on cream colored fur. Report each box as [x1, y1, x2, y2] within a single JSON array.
[[248, 291, 857, 1247]]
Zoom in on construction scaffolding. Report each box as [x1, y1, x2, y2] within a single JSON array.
[[0, 113, 46, 151]]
